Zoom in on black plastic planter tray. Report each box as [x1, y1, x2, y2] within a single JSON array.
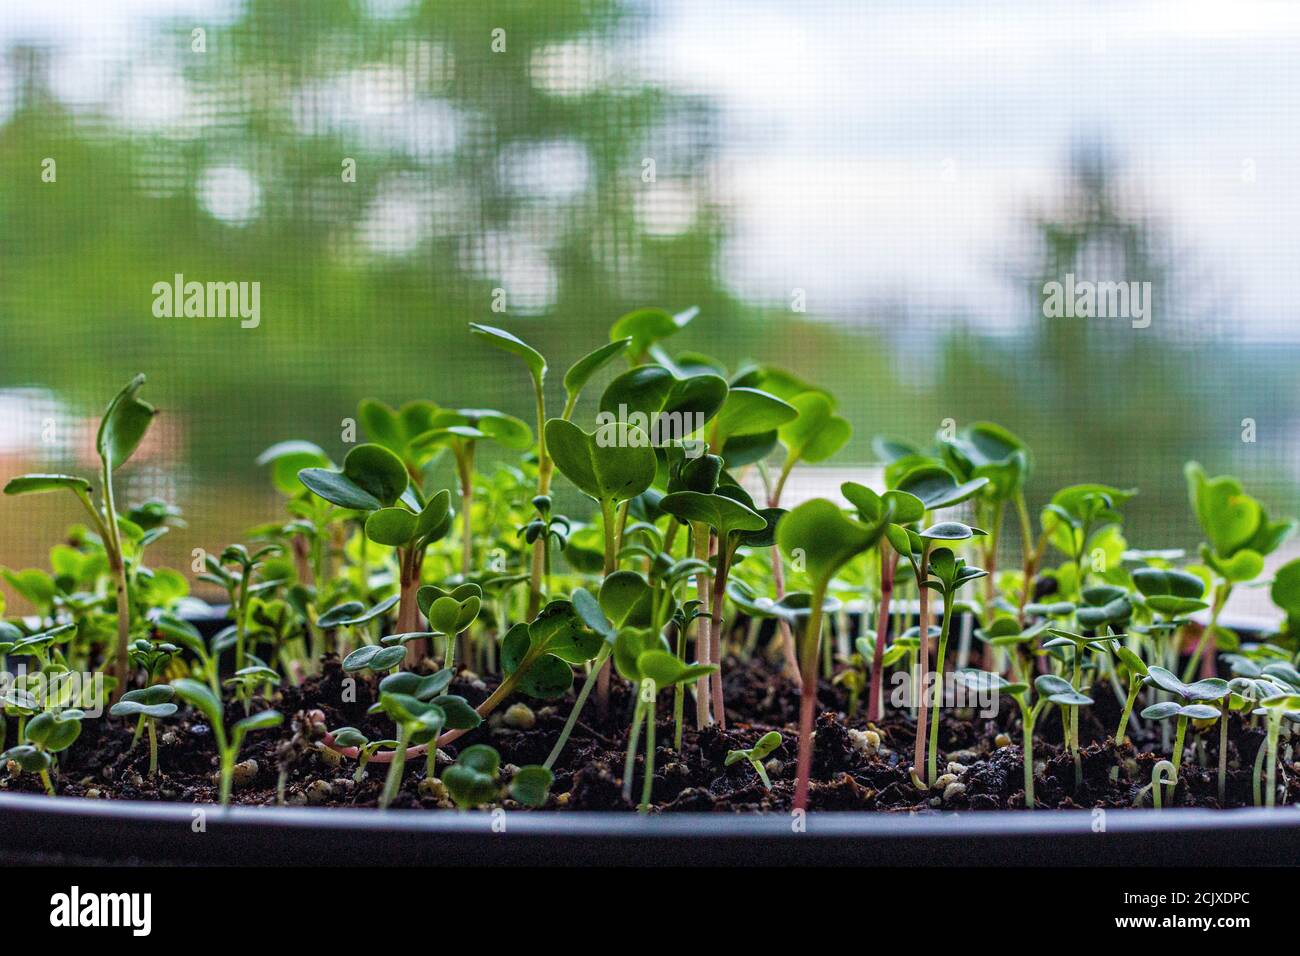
[[0, 791, 1297, 865]]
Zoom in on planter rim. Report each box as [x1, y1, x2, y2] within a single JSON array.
[[1, 789, 1297, 835], [4, 788, 1299, 866]]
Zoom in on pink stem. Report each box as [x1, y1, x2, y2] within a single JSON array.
[[866, 541, 893, 723], [767, 490, 803, 686], [320, 725, 470, 764]]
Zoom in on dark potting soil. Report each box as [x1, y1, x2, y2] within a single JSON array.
[[3, 655, 1293, 812]]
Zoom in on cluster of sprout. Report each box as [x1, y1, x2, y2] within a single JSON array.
[[2, 309, 1299, 814]]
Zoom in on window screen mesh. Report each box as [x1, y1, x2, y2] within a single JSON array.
[[2, 0, 1298, 621]]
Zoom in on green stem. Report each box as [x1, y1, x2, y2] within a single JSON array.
[[543, 646, 610, 770], [447, 628, 463, 674], [1265, 714, 1281, 809], [771, 456, 796, 509], [1253, 734, 1267, 806], [218, 747, 235, 806], [1014, 490, 1033, 556], [90, 472, 130, 703], [1217, 711, 1229, 803], [39, 769, 55, 796], [927, 596, 953, 784], [426, 722, 440, 779], [380, 724, 411, 810], [1169, 715, 1189, 805], [526, 378, 550, 619], [673, 618, 687, 751], [1151, 760, 1176, 810], [599, 498, 618, 576], [622, 695, 645, 803], [1182, 584, 1229, 682], [1022, 710, 1035, 809], [640, 683, 656, 812], [147, 718, 159, 778], [615, 499, 631, 557], [459, 447, 475, 579], [235, 566, 252, 675], [1070, 647, 1082, 788], [911, 542, 933, 785], [1116, 681, 1140, 744]]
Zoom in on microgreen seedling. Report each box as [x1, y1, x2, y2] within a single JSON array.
[[955, 670, 1043, 808], [1184, 463, 1293, 679], [542, 586, 619, 769], [128, 638, 180, 684], [1252, 693, 1300, 808], [1034, 671, 1094, 789], [199, 543, 283, 683], [341, 643, 408, 674], [299, 443, 449, 661], [1112, 643, 1149, 744], [919, 540, 987, 784], [724, 731, 783, 790], [329, 728, 393, 783], [894, 516, 987, 787], [442, 744, 554, 808], [544, 417, 656, 714], [1134, 760, 1178, 810], [1140, 665, 1228, 804], [938, 422, 1031, 618], [659, 461, 771, 728], [469, 323, 551, 617], [612, 627, 715, 809], [109, 685, 177, 777], [841, 482, 924, 723], [408, 408, 531, 576], [776, 497, 891, 810], [171, 678, 282, 805], [752, 386, 851, 686], [374, 669, 477, 779], [4, 375, 156, 699], [415, 582, 482, 671], [367, 690, 447, 808], [0, 708, 84, 795], [1042, 625, 1114, 786]]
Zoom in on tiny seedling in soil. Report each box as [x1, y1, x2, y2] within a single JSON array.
[[725, 731, 783, 789], [1, 709, 84, 795], [442, 744, 554, 808], [109, 685, 178, 777], [1139, 666, 1228, 804], [171, 678, 282, 805]]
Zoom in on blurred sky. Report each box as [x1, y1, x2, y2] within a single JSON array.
[[5, 0, 1299, 338]]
